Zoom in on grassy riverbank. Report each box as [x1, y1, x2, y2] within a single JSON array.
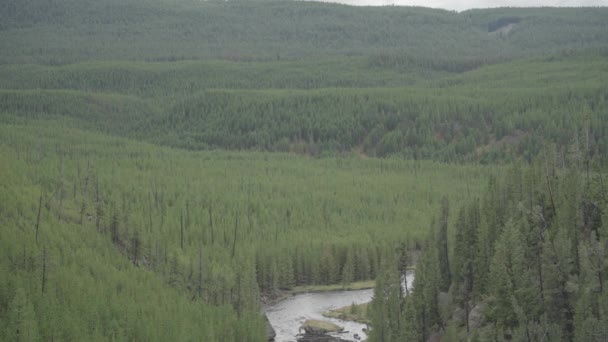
[[261, 280, 375, 307], [292, 280, 376, 294], [324, 303, 371, 325], [289, 266, 416, 294]]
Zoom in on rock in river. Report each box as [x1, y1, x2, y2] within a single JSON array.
[[297, 320, 349, 342], [300, 319, 343, 334]]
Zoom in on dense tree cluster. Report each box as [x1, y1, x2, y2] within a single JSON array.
[[1, 0, 607, 64], [1, 53, 606, 162], [370, 143, 608, 341], [2, 1, 606, 163], [1, 1, 607, 340], [0, 121, 484, 340]]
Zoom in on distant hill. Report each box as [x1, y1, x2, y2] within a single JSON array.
[[1, 0, 607, 161], [1, 53, 607, 161], [2, 3, 606, 341], [0, 0, 607, 66]]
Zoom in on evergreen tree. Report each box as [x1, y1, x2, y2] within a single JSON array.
[[573, 231, 608, 341], [341, 247, 355, 287], [404, 240, 442, 341], [400, 297, 419, 341], [369, 259, 402, 342], [370, 264, 388, 342], [486, 220, 527, 334], [437, 197, 451, 292], [278, 250, 295, 290], [452, 201, 480, 331]]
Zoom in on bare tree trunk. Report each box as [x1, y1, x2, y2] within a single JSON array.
[[275, 221, 279, 245], [198, 246, 203, 300], [57, 151, 63, 222], [599, 158, 607, 204], [247, 180, 253, 233], [537, 244, 545, 305], [148, 192, 153, 233], [585, 114, 591, 183], [58, 186, 63, 223], [543, 147, 557, 215], [186, 200, 190, 230], [96, 176, 101, 233], [236, 272, 242, 318], [35, 188, 43, 243], [180, 209, 184, 250], [41, 245, 48, 295], [208, 201, 214, 245], [231, 208, 239, 259], [598, 269, 604, 295]]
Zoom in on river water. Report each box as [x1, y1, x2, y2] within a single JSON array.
[[265, 272, 414, 342]]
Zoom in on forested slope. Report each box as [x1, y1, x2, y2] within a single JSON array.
[[0, 121, 489, 340], [369, 145, 608, 341], [1, 0, 607, 65], [1, 1, 607, 340], [2, 0, 607, 161], [2, 53, 607, 161], [0, 124, 266, 341]]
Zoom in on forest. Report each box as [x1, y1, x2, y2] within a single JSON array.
[[370, 145, 608, 341], [0, 0, 607, 341], [0, 121, 487, 340], [1, 53, 607, 162]]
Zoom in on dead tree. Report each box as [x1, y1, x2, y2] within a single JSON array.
[[35, 188, 43, 243]]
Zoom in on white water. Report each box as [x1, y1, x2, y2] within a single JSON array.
[[265, 272, 414, 342]]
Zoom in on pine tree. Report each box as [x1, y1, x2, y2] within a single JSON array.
[[278, 250, 294, 290], [437, 197, 451, 292], [110, 210, 120, 245], [400, 297, 419, 341], [452, 202, 479, 332], [369, 259, 402, 342], [370, 270, 388, 342], [574, 231, 608, 341], [341, 247, 355, 287], [406, 240, 442, 341], [486, 220, 522, 334], [396, 242, 410, 294]]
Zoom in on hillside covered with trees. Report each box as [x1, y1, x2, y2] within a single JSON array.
[[0, 120, 488, 340], [370, 145, 608, 341], [1, 0, 607, 64], [1, 0, 607, 341]]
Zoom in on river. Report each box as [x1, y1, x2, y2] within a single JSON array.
[[265, 271, 415, 342]]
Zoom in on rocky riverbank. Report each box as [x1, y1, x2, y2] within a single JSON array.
[[297, 320, 351, 342], [297, 333, 352, 342]]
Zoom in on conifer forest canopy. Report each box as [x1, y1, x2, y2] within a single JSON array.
[[0, 0, 607, 341]]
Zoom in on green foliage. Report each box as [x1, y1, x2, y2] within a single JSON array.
[[369, 259, 403, 342], [1, 2, 607, 162], [415, 238, 443, 339], [486, 220, 531, 330], [1, 1, 607, 64], [2, 2, 607, 340], [1, 53, 606, 161], [7, 288, 39, 342], [384, 145, 608, 340], [341, 248, 355, 287], [437, 197, 451, 292], [350, 302, 358, 315], [0, 121, 488, 340]]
